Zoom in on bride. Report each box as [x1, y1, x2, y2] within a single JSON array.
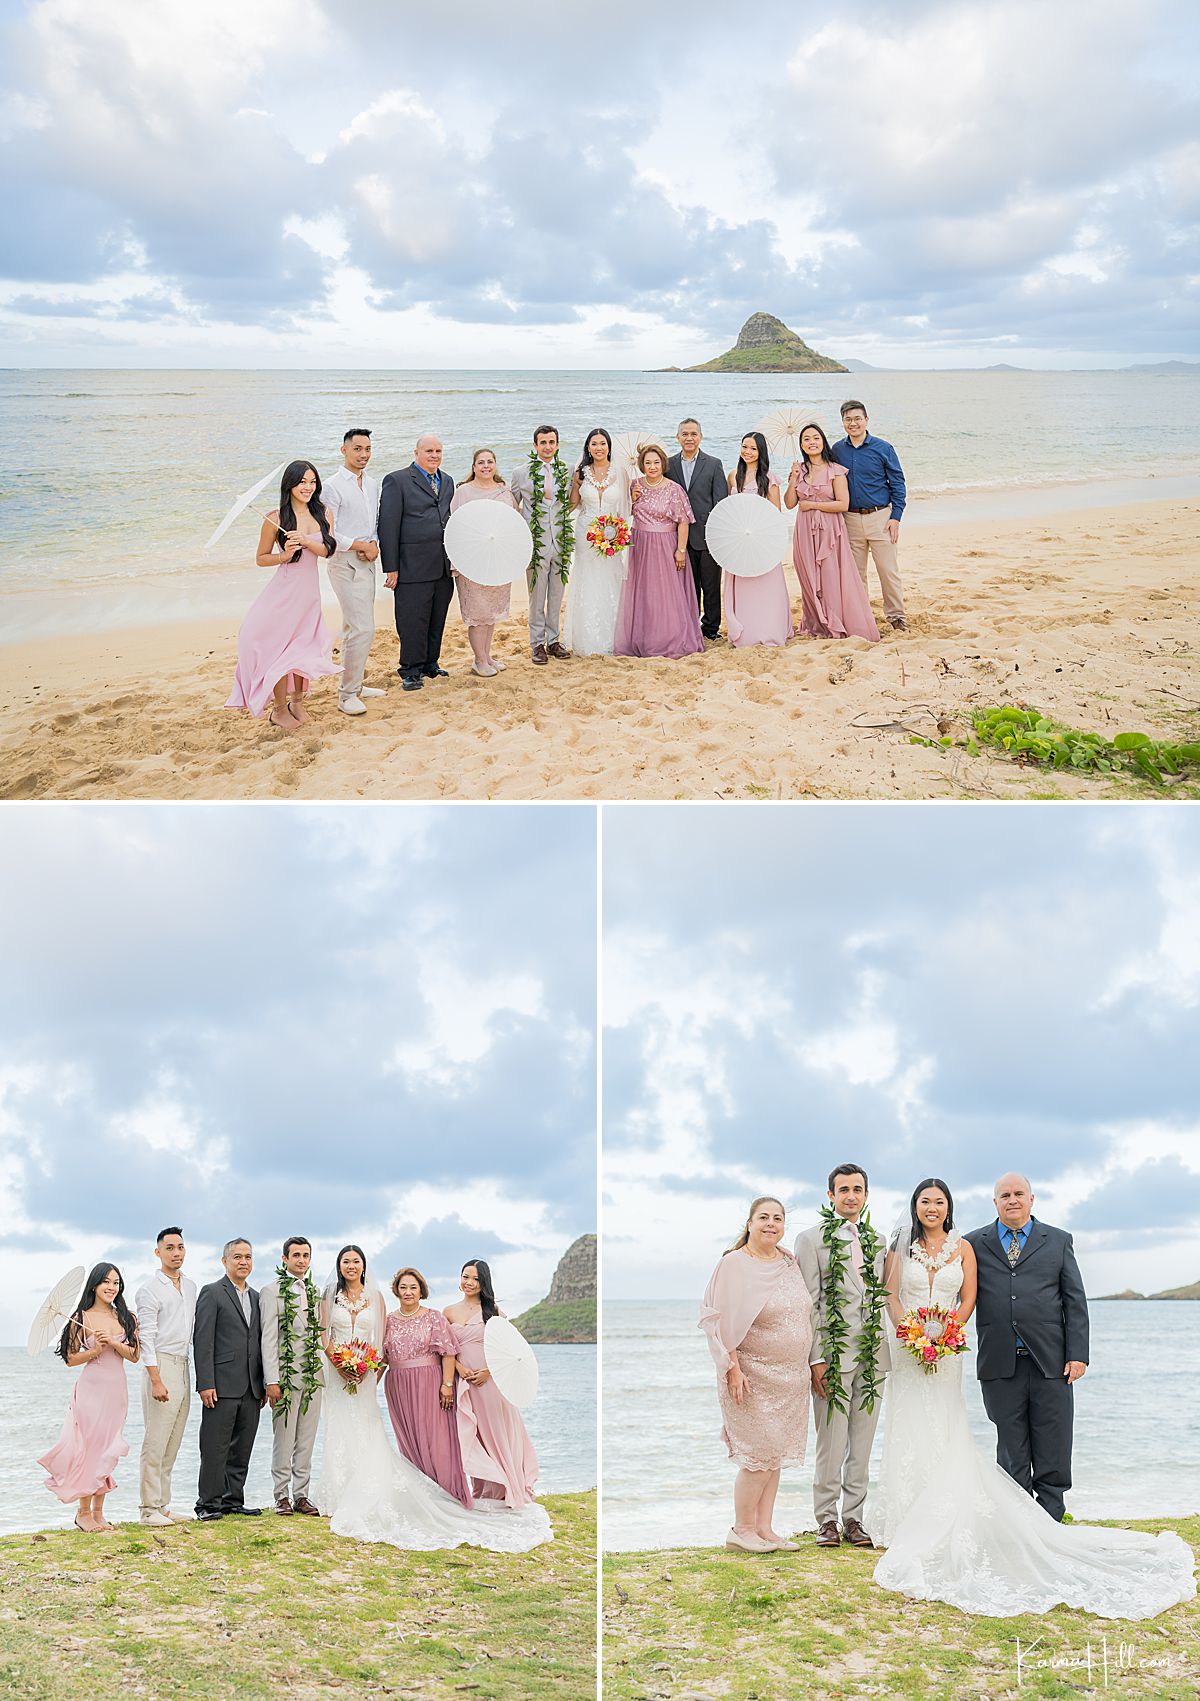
[[565, 428, 630, 656], [872, 1179, 1195, 1618], [318, 1245, 551, 1552]]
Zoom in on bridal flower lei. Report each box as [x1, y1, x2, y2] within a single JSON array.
[[273, 1264, 324, 1425], [817, 1204, 889, 1424], [527, 449, 575, 585]]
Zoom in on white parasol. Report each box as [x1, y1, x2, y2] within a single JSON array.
[[444, 500, 534, 586], [758, 408, 812, 471], [26, 1266, 86, 1356], [483, 1315, 539, 1409], [705, 492, 793, 577], [612, 430, 661, 476], [204, 461, 289, 552]]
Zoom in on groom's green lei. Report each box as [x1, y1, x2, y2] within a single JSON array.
[[274, 1265, 324, 1425], [527, 449, 574, 586], [818, 1204, 888, 1425]]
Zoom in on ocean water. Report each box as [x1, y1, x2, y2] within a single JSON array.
[[2, 367, 1198, 640], [602, 1300, 1200, 1552], [0, 1342, 594, 1536]]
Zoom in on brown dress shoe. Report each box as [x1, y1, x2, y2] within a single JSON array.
[[842, 1519, 874, 1548], [531, 644, 548, 665], [815, 1520, 842, 1547], [274, 1498, 293, 1516], [292, 1496, 320, 1517], [547, 642, 572, 659]]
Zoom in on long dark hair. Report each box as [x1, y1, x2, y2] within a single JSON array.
[[463, 1259, 499, 1323], [907, 1178, 954, 1250], [577, 427, 613, 480], [799, 422, 835, 470], [335, 1244, 368, 1293], [56, 1263, 136, 1362], [725, 1196, 785, 1255], [735, 432, 771, 496], [277, 460, 335, 563]]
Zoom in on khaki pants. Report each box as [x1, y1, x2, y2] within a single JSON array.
[[528, 559, 567, 651], [139, 1351, 190, 1518], [327, 553, 378, 699], [811, 1363, 884, 1530], [271, 1388, 323, 1502], [845, 508, 904, 623]]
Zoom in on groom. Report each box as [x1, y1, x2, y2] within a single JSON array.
[[510, 425, 573, 664], [193, 1237, 266, 1521], [965, 1172, 1089, 1521], [260, 1235, 323, 1517], [795, 1163, 890, 1548]]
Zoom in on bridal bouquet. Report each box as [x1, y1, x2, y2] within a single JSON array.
[[895, 1306, 969, 1374], [585, 514, 633, 558], [328, 1339, 384, 1393]]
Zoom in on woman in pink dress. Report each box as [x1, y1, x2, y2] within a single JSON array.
[[724, 433, 794, 648], [225, 460, 339, 730], [39, 1262, 140, 1532], [450, 448, 518, 678], [785, 424, 880, 642], [613, 444, 702, 658], [444, 1260, 539, 1508], [700, 1198, 812, 1553], [383, 1267, 474, 1508]]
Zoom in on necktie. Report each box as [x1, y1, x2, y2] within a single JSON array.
[[847, 1222, 863, 1275], [1007, 1231, 1022, 1266]]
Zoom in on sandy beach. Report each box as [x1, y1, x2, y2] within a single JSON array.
[[1, 496, 1196, 801]]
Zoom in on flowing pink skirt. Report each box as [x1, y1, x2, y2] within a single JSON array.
[[39, 1351, 129, 1502], [225, 553, 338, 716], [455, 1343, 539, 1509], [614, 522, 703, 658], [725, 563, 794, 647], [792, 510, 880, 641], [385, 1361, 474, 1508]]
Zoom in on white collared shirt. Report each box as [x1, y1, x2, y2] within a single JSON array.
[[134, 1269, 197, 1366], [234, 1284, 252, 1324], [323, 466, 380, 556]]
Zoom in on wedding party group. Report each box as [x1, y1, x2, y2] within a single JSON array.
[[37, 1229, 551, 1554], [224, 403, 906, 732], [700, 1166, 1196, 1619]]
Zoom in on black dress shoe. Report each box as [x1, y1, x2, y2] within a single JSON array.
[[423, 666, 449, 679], [224, 1505, 262, 1516], [401, 676, 423, 692], [197, 1509, 224, 1522]]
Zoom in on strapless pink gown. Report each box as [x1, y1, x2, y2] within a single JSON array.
[[39, 1335, 129, 1501], [450, 1312, 539, 1508], [225, 545, 338, 716]]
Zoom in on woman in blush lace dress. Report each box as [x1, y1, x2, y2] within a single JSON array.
[[613, 445, 702, 658], [449, 448, 518, 678], [566, 427, 630, 656], [724, 433, 793, 648], [873, 1180, 1196, 1617], [784, 424, 879, 642], [445, 1260, 540, 1508], [700, 1198, 812, 1553], [40, 1263, 140, 1532], [225, 460, 338, 730], [383, 1267, 473, 1508]]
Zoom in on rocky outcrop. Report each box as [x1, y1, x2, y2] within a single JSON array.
[[682, 312, 848, 374], [514, 1234, 596, 1343]]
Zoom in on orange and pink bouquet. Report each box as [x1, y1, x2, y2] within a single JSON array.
[[586, 514, 633, 558], [895, 1306, 969, 1374], [328, 1338, 384, 1393]]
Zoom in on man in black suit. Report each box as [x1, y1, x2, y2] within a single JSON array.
[[666, 418, 727, 641], [379, 433, 455, 692], [965, 1173, 1089, 1521], [193, 1237, 266, 1520]]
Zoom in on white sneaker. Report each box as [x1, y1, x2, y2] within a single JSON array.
[[338, 695, 367, 716], [359, 686, 386, 698], [140, 1510, 173, 1527]]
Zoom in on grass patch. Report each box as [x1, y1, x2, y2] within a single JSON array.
[[603, 1516, 1199, 1700], [0, 1491, 595, 1700], [512, 1301, 596, 1344]]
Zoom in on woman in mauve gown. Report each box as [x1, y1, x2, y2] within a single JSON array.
[[383, 1267, 473, 1508], [39, 1262, 140, 1532], [225, 460, 338, 730], [724, 433, 794, 648], [445, 1260, 540, 1508], [700, 1197, 812, 1553], [785, 423, 880, 642], [613, 444, 702, 658], [449, 448, 518, 678]]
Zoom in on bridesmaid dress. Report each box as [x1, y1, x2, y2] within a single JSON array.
[[725, 474, 793, 647], [451, 1311, 540, 1508], [791, 463, 880, 641], [39, 1332, 130, 1502], [226, 512, 338, 716]]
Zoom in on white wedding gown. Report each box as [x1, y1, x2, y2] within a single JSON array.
[[318, 1293, 552, 1552], [872, 1236, 1196, 1617], [564, 466, 630, 655]]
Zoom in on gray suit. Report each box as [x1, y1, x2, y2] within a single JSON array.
[[795, 1220, 889, 1531], [260, 1276, 324, 1504], [193, 1276, 264, 1516], [510, 458, 571, 651], [666, 449, 727, 638], [965, 1218, 1089, 1520]]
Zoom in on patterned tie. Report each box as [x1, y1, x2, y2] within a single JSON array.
[[1007, 1230, 1022, 1266]]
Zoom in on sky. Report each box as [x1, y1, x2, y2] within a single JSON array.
[[0, 804, 596, 1343], [0, 0, 1196, 369], [602, 803, 1200, 1300]]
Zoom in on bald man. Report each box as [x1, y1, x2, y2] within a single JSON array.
[[965, 1173, 1089, 1522], [379, 435, 456, 691]]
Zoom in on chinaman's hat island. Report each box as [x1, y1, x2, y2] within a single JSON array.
[[655, 311, 850, 373], [515, 1234, 596, 1344]]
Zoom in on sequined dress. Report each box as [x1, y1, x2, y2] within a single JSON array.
[[715, 1258, 813, 1472]]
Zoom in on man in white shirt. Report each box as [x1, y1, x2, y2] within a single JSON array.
[[135, 1226, 198, 1526], [322, 428, 384, 715]]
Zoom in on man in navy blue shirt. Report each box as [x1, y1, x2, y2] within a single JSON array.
[[832, 401, 907, 631]]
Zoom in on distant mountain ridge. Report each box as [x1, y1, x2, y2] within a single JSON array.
[[1094, 1277, 1200, 1300], [676, 312, 847, 374]]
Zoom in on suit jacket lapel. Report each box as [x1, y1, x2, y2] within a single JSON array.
[[222, 1275, 249, 1329], [979, 1221, 1012, 1271], [1015, 1221, 1049, 1265]]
